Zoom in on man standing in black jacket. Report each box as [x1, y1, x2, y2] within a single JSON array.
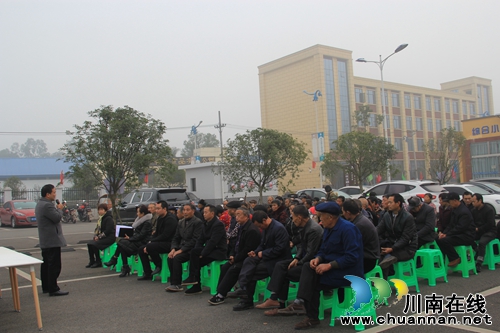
[[437, 192, 476, 267], [182, 204, 227, 295], [471, 193, 497, 272], [407, 196, 437, 249], [138, 200, 178, 280], [208, 207, 261, 305]]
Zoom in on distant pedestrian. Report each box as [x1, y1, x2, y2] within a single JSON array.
[[36, 184, 68, 296]]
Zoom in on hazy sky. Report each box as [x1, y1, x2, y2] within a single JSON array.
[[1, 0, 498, 155]]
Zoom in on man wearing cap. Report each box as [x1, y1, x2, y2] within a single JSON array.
[[471, 193, 496, 272], [256, 205, 323, 314], [407, 196, 437, 249], [279, 201, 363, 330], [436, 192, 476, 267], [232, 211, 291, 311], [377, 193, 418, 272], [138, 200, 178, 280]]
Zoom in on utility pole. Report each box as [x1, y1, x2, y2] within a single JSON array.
[[214, 111, 226, 204]]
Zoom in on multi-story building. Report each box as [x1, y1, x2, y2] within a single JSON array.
[[258, 44, 494, 190]]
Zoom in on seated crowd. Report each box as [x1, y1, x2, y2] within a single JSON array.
[[88, 189, 500, 330]]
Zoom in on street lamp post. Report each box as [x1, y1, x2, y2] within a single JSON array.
[[403, 130, 417, 180], [356, 43, 408, 182], [191, 121, 203, 163], [303, 90, 323, 188]]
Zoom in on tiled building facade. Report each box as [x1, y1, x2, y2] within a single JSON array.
[[258, 44, 494, 190]]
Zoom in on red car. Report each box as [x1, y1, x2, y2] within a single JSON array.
[[0, 200, 38, 228]]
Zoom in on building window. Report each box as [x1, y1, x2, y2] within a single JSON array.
[[367, 89, 376, 104], [416, 117, 423, 131], [392, 92, 400, 107], [477, 85, 483, 114], [406, 116, 412, 130], [490, 141, 500, 154], [394, 138, 403, 151], [369, 114, 376, 127], [414, 96, 421, 110], [445, 99, 450, 113], [436, 119, 442, 131], [470, 103, 475, 115], [406, 138, 414, 151], [426, 97, 432, 110], [452, 100, 459, 114], [427, 119, 433, 131], [393, 115, 401, 129], [355, 87, 364, 103], [462, 102, 467, 115], [337, 60, 351, 135], [454, 120, 460, 130], [484, 86, 490, 114], [446, 120, 451, 128], [434, 98, 441, 111], [404, 94, 411, 109], [471, 142, 488, 156], [417, 139, 424, 152], [190, 178, 197, 191]]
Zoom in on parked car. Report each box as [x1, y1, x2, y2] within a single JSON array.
[[338, 186, 371, 196], [465, 182, 500, 194], [442, 184, 500, 216], [0, 200, 38, 228], [362, 180, 447, 208], [117, 188, 200, 224], [471, 177, 500, 186], [296, 188, 352, 200]]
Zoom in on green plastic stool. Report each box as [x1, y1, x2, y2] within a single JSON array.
[[365, 261, 387, 305], [329, 287, 376, 331], [483, 239, 500, 270], [415, 249, 448, 286], [388, 258, 420, 293], [445, 245, 477, 278], [287, 282, 299, 305], [253, 277, 270, 303], [421, 240, 439, 250], [152, 253, 170, 283], [200, 260, 226, 295], [319, 290, 334, 320], [101, 243, 117, 267]]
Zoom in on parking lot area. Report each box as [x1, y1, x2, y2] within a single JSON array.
[[1, 223, 499, 333]]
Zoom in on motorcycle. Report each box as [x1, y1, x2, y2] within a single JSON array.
[[61, 206, 77, 224], [77, 201, 92, 222]]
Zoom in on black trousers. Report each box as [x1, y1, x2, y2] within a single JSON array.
[[87, 243, 101, 264], [188, 247, 216, 284], [266, 259, 302, 301], [138, 242, 171, 276], [217, 261, 243, 297], [473, 231, 497, 260], [238, 256, 270, 302], [167, 252, 191, 285], [363, 258, 377, 274], [296, 264, 346, 320], [437, 234, 474, 261], [41, 247, 62, 293]]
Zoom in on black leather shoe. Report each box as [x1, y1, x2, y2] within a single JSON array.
[[49, 290, 69, 296], [137, 275, 152, 281], [233, 300, 254, 311], [85, 262, 94, 268], [151, 267, 162, 276], [90, 262, 102, 268]]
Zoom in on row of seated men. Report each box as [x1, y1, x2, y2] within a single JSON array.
[[92, 191, 496, 330]]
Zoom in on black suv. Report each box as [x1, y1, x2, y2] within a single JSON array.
[[117, 188, 199, 224]]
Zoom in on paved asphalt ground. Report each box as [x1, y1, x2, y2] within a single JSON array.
[[1, 222, 499, 333]]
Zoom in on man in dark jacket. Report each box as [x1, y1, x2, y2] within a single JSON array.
[[407, 196, 437, 249], [437, 192, 476, 267], [377, 193, 418, 272], [342, 199, 380, 273], [208, 207, 261, 305], [471, 193, 497, 272], [182, 204, 227, 295], [166, 203, 203, 292], [283, 201, 364, 330], [232, 211, 291, 311], [138, 200, 178, 280], [256, 205, 323, 314], [437, 193, 452, 233], [36, 184, 68, 296]]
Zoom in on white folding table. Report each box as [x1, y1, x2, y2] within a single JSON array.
[[0, 246, 43, 330]]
